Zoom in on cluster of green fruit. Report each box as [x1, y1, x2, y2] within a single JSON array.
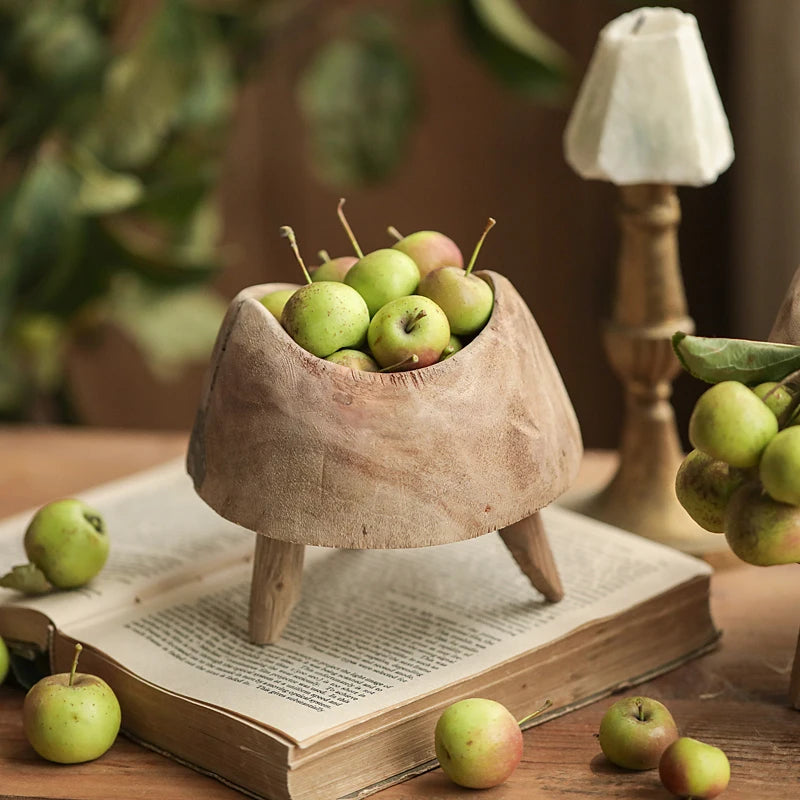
[[0, 500, 120, 765], [676, 378, 800, 565], [599, 696, 730, 799], [261, 199, 496, 372]]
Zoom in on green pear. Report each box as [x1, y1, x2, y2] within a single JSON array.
[[19, 499, 109, 589], [674, 449, 746, 533], [324, 349, 378, 372], [387, 226, 463, 279], [367, 295, 450, 370], [418, 218, 495, 336], [688, 380, 778, 468], [659, 737, 730, 799], [259, 288, 296, 319], [724, 482, 800, 565], [759, 426, 800, 504], [24, 643, 121, 764], [598, 696, 678, 770], [434, 698, 523, 789]]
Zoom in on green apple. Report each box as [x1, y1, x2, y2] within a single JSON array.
[[659, 737, 730, 799], [752, 381, 794, 420], [344, 249, 420, 317], [417, 218, 495, 336], [367, 295, 450, 370], [759, 426, 800, 504], [281, 283, 370, 358], [440, 334, 463, 361], [688, 380, 778, 468], [259, 288, 296, 319], [434, 698, 523, 789], [324, 349, 378, 372], [598, 696, 678, 770], [724, 482, 800, 565], [387, 226, 463, 279], [24, 643, 121, 764], [279, 225, 370, 358], [674, 450, 746, 533], [20, 499, 109, 589], [311, 252, 357, 282], [0, 636, 9, 684]]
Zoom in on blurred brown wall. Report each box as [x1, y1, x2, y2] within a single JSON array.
[[216, 1, 733, 448]]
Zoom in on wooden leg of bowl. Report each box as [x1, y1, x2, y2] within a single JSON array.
[[249, 535, 305, 645], [499, 511, 564, 602], [790, 626, 800, 710]]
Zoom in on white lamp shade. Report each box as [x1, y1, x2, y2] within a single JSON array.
[[564, 7, 734, 186]]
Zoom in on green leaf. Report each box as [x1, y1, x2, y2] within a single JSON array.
[[673, 332, 800, 385], [105, 273, 227, 380], [297, 15, 416, 187], [72, 149, 143, 215], [0, 563, 52, 595], [458, 0, 570, 101]]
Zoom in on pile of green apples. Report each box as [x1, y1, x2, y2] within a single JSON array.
[[675, 378, 800, 565], [261, 199, 496, 372]]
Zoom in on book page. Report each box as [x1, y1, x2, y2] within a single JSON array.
[[0, 459, 253, 629], [60, 489, 711, 745]]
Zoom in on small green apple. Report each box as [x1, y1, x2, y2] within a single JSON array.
[[752, 381, 794, 420], [659, 737, 730, 799], [598, 696, 679, 770], [417, 218, 495, 336], [22, 499, 109, 589], [387, 226, 463, 279], [0, 636, 9, 684], [724, 482, 800, 565], [434, 698, 523, 789], [759, 426, 800, 504], [344, 249, 420, 317], [367, 295, 450, 370], [259, 288, 296, 319], [279, 226, 370, 358], [24, 643, 121, 764], [310, 252, 357, 282], [440, 334, 463, 361], [688, 381, 778, 468], [674, 450, 745, 533], [324, 349, 378, 372]]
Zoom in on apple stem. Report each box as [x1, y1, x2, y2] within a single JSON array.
[[280, 226, 312, 285], [464, 217, 496, 277], [337, 198, 364, 258], [379, 354, 419, 373], [317, 249, 331, 263], [637, 699, 645, 721], [405, 309, 427, 333], [517, 698, 552, 727], [387, 225, 403, 242], [69, 643, 83, 687]]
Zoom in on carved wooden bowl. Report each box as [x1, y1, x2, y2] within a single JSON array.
[[187, 271, 583, 641]]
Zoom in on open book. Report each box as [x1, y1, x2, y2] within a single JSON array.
[[0, 460, 718, 800]]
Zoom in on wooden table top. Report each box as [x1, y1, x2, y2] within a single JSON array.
[[0, 425, 798, 800]]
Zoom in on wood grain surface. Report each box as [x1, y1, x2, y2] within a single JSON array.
[[0, 426, 798, 800]]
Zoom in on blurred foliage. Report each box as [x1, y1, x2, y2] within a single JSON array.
[[0, 0, 568, 422]]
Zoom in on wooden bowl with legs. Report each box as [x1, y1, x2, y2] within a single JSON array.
[[187, 271, 583, 643]]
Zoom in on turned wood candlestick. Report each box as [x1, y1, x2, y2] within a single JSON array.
[[188, 273, 582, 643], [566, 184, 724, 553]]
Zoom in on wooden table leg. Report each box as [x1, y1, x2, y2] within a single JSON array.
[[499, 511, 564, 602], [790, 625, 800, 710], [248, 535, 305, 645]]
